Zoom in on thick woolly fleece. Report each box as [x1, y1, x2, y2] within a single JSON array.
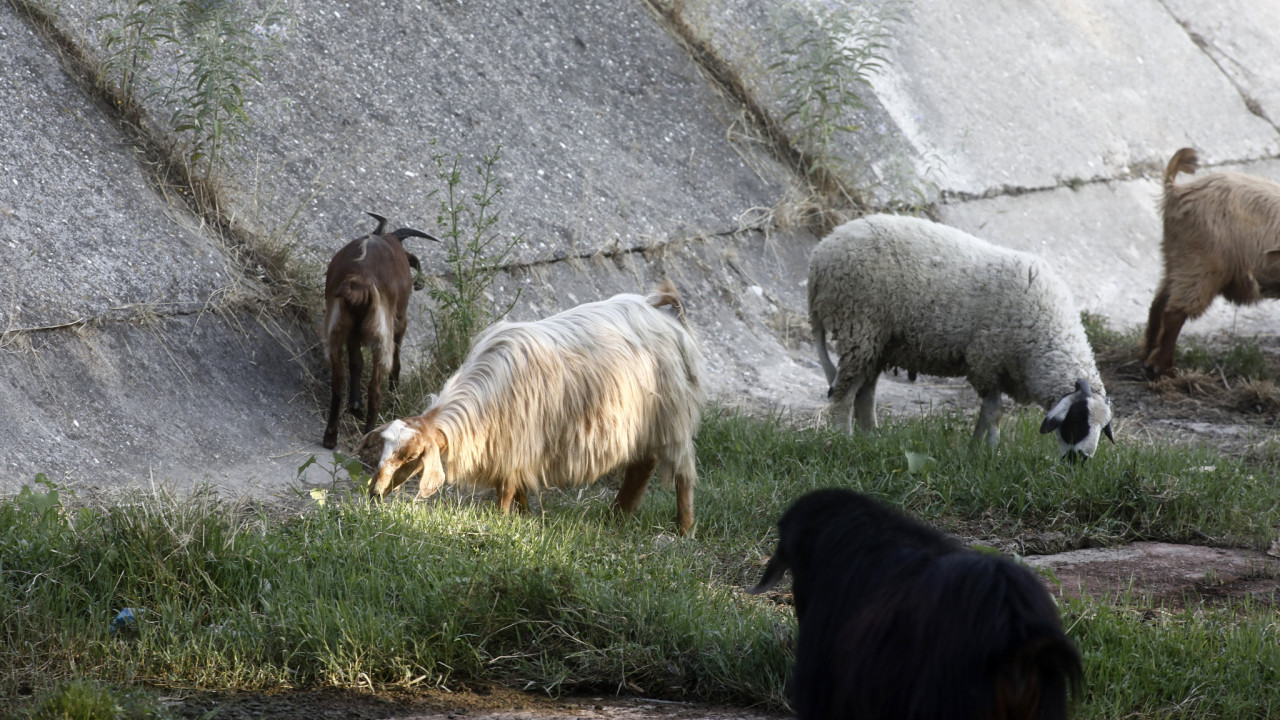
[[809, 214, 1110, 452]]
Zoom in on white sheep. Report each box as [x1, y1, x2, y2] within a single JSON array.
[[365, 281, 705, 533], [809, 214, 1113, 459]]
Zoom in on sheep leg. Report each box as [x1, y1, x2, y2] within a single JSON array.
[[853, 374, 879, 431], [346, 339, 365, 418], [613, 457, 657, 516], [323, 342, 345, 449], [829, 358, 868, 433], [972, 389, 1003, 449]]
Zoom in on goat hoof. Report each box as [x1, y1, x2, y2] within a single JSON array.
[[322, 432, 337, 449], [347, 407, 365, 421]]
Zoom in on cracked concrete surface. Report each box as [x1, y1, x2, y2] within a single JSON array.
[[2, 0, 1280, 495]]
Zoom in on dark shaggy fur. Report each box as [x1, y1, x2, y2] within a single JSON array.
[[752, 489, 1082, 720]]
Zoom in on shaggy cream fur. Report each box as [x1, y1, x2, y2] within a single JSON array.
[[369, 282, 705, 533]]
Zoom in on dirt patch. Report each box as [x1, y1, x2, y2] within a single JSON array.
[[170, 685, 784, 720], [1025, 541, 1280, 609], [1095, 335, 1280, 458]]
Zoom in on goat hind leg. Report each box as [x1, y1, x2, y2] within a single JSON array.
[[346, 338, 365, 418], [389, 327, 405, 392], [673, 458, 696, 536], [363, 345, 385, 435], [613, 457, 657, 516], [323, 344, 345, 449], [1148, 309, 1187, 378]]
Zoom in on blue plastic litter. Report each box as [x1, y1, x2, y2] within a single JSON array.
[[109, 607, 146, 636]]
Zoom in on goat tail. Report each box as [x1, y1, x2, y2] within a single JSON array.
[[336, 274, 375, 309], [647, 279, 689, 327], [1164, 147, 1199, 191]]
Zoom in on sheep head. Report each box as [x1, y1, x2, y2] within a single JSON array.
[[368, 414, 448, 500], [1039, 379, 1114, 461]]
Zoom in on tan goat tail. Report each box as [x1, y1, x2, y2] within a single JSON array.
[[647, 279, 689, 327], [1164, 147, 1199, 190], [336, 275, 374, 308]]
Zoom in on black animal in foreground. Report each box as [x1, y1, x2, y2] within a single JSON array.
[[751, 489, 1082, 720]]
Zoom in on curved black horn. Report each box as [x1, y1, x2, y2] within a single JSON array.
[[366, 212, 388, 235], [393, 227, 442, 243]]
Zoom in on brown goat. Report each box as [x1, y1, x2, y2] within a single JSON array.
[[322, 213, 439, 449], [1142, 148, 1280, 378]]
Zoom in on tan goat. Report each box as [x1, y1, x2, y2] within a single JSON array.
[[364, 282, 705, 534], [1142, 148, 1280, 378]]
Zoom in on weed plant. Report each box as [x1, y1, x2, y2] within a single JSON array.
[[769, 0, 899, 190], [96, 0, 287, 184], [3, 411, 1280, 716], [388, 145, 524, 417]]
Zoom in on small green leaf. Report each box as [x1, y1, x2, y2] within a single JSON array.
[[904, 451, 937, 475]]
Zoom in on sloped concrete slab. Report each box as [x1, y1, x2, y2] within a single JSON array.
[[0, 5, 239, 332], [50, 0, 800, 263], [665, 0, 1279, 199], [1163, 0, 1280, 128], [0, 314, 317, 498], [0, 5, 316, 494], [869, 0, 1279, 195], [650, 0, 926, 207]]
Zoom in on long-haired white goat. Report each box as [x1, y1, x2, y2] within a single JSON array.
[[366, 282, 705, 534]]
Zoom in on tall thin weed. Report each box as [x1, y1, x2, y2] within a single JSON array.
[[769, 0, 900, 184], [95, 0, 288, 185], [392, 144, 524, 412]]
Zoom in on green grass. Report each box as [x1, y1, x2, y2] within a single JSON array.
[[3, 409, 1280, 718]]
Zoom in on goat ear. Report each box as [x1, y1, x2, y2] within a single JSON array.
[[749, 549, 791, 594], [416, 433, 448, 500]]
